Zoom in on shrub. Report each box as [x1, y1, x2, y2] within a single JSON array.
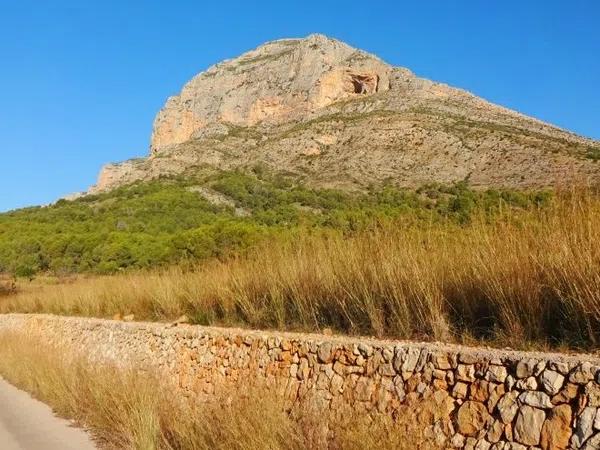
[[0, 168, 566, 277]]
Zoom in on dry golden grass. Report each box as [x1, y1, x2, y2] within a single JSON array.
[[2, 188, 599, 349], [0, 275, 16, 297], [0, 331, 439, 450]]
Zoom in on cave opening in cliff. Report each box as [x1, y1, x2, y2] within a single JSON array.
[[350, 74, 378, 94]]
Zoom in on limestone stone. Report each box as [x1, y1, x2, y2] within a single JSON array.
[[453, 382, 469, 399], [585, 382, 600, 407], [375, 386, 392, 413], [540, 370, 564, 396], [581, 432, 600, 450], [447, 370, 455, 385], [465, 437, 477, 450], [456, 401, 492, 437], [414, 349, 429, 373], [516, 359, 538, 378], [364, 358, 384, 381], [519, 391, 553, 409], [382, 347, 394, 362], [552, 383, 580, 405], [572, 407, 596, 448], [487, 419, 504, 443], [486, 365, 508, 383], [570, 363, 595, 385], [505, 375, 516, 391], [433, 369, 446, 380], [549, 361, 570, 375], [357, 343, 373, 357], [505, 423, 514, 441], [487, 384, 506, 413], [506, 444, 527, 450], [534, 361, 548, 376], [290, 363, 298, 378], [355, 377, 375, 402], [540, 404, 572, 450], [378, 362, 395, 377], [470, 380, 491, 402], [451, 433, 466, 448], [497, 391, 520, 424], [459, 353, 480, 364], [298, 358, 310, 380], [315, 372, 330, 390], [516, 376, 538, 391], [396, 347, 420, 373], [475, 439, 491, 450], [317, 342, 334, 363], [331, 374, 344, 394], [432, 352, 452, 370], [505, 442, 527, 450], [433, 389, 456, 417], [457, 364, 477, 383], [433, 379, 448, 391], [393, 375, 405, 399], [333, 361, 346, 376], [514, 405, 545, 446]]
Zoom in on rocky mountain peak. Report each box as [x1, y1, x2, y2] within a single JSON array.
[[88, 34, 599, 195], [150, 34, 393, 154]]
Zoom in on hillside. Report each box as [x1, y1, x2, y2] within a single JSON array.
[[90, 34, 599, 194], [0, 168, 550, 275]]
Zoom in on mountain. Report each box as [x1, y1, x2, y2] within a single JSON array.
[[90, 34, 599, 194]]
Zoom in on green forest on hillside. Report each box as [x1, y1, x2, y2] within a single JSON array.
[[0, 169, 551, 276]]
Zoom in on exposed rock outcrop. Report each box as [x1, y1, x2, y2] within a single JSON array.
[[150, 35, 391, 154], [89, 34, 599, 194]]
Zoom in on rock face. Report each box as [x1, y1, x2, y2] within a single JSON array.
[[151, 35, 391, 153], [89, 34, 600, 193]]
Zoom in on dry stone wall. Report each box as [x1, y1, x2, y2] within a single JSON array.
[[1, 314, 600, 450]]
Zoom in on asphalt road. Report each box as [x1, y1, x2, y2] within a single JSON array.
[[0, 377, 96, 450]]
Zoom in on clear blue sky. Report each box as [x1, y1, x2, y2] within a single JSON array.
[[1, 0, 599, 212]]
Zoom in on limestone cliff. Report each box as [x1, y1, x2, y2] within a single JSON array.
[[90, 34, 599, 193]]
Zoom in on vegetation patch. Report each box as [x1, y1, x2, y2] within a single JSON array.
[[410, 106, 600, 159], [586, 146, 600, 161], [275, 110, 398, 140], [0, 170, 548, 276]]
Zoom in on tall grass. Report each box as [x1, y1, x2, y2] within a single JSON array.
[[0, 332, 439, 450], [0, 276, 16, 297], [2, 188, 598, 349]]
